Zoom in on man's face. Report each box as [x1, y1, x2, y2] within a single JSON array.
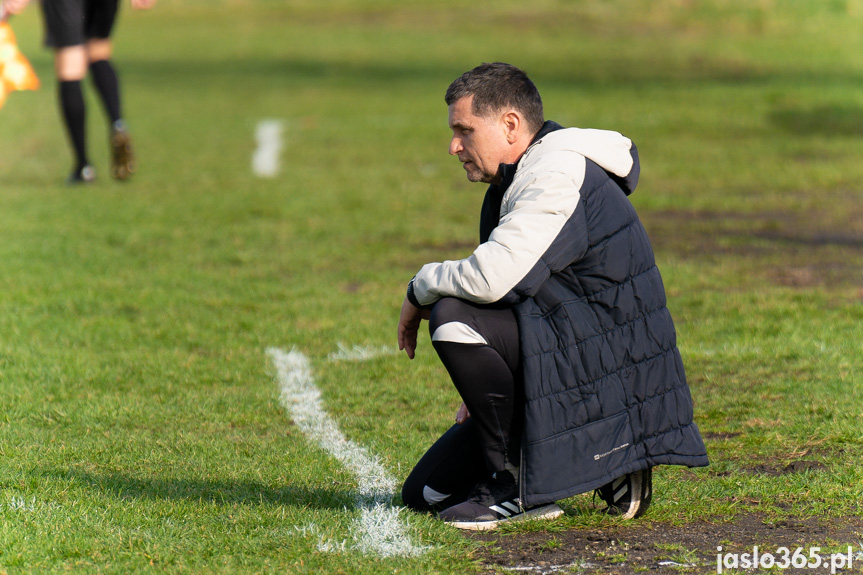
[[448, 95, 511, 185]]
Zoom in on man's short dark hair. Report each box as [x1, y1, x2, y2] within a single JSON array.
[[445, 62, 544, 133]]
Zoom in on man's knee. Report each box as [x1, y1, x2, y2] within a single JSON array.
[[428, 298, 488, 345], [428, 297, 467, 332], [400, 477, 428, 512], [402, 474, 453, 513], [54, 45, 88, 81], [85, 38, 113, 62]]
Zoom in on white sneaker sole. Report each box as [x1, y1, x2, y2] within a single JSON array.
[[446, 503, 564, 531], [620, 471, 642, 519], [609, 469, 652, 519]]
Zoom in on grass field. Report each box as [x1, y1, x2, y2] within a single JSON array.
[[1, 1, 862, 573]]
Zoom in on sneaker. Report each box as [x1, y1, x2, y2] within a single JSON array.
[[438, 470, 564, 531], [110, 121, 135, 180], [596, 467, 652, 519], [66, 164, 96, 185]]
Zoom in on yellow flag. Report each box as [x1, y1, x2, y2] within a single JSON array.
[[0, 21, 40, 109]]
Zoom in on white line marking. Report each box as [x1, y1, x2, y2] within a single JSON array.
[[268, 347, 426, 557], [327, 342, 395, 362], [252, 120, 283, 178]]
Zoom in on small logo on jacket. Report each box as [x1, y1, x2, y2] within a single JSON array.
[[594, 443, 630, 461]]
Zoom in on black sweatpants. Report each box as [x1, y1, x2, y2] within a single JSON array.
[[401, 297, 523, 512]]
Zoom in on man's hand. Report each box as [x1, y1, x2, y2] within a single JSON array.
[[130, 0, 156, 10], [397, 297, 429, 359], [455, 402, 471, 424], [3, 0, 32, 15]]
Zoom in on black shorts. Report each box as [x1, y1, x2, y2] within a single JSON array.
[[41, 0, 120, 48]]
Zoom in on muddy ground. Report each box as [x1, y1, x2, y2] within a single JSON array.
[[470, 512, 863, 574], [464, 453, 863, 574], [639, 203, 863, 291]]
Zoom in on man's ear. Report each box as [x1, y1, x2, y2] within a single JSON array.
[[501, 110, 522, 144]]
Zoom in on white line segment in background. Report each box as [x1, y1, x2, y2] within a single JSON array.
[[327, 342, 395, 362], [252, 120, 283, 178], [267, 347, 426, 557]]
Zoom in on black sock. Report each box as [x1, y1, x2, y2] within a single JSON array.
[[89, 59, 122, 126], [59, 80, 88, 170]]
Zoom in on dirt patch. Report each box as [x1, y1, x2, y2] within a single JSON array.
[[640, 206, 863, 289], [701, 432, 743, 441], [470, 513, 863, 574], [745, 460, 829, 477]]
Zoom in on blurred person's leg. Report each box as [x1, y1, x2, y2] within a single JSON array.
[[84, 0, 133, 179], [54, 45, 92, 180], [85, 0, 122, 126], [87, 39, 133, 179], [87, 38, 121, 126], [42, 0, 93, 181]]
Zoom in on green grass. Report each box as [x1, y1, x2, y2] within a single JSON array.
[[1, 0, 862, 573]]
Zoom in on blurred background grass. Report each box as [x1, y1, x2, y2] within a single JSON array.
[[0, 0, 861, 572]]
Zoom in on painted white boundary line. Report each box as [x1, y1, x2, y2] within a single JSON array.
[[267, 347, 426, 558], [327, 342, 395, 362], [252, 120, 283, 178]]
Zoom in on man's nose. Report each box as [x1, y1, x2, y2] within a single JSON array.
[[449, 137, 462, 156]]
